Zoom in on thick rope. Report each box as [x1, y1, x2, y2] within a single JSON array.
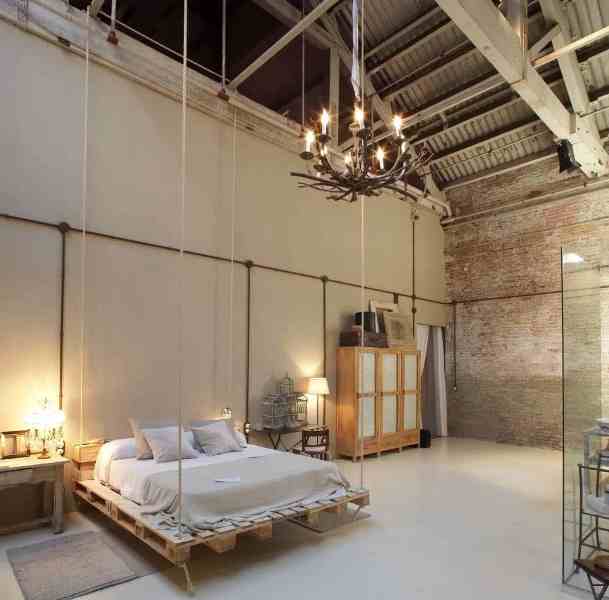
[[360, 0, 365, 115], [79, 7, 90, 444], [301, 0, 305, 129], [360, 194, 365, 489], [177, 0, 188, 538], [221, 0, 227, 90], [228, 110, 237, 408], [358, 0, 367, 490]]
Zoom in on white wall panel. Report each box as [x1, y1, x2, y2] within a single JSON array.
[[0, 221, 61, 429], [249, 269, 323, 432]]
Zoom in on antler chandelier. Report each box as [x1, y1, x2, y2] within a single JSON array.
[[290, 0, 432, 203], [291, 111, 432, 203]]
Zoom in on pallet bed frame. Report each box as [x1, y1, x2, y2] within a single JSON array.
[[72, 445, 369, 593]]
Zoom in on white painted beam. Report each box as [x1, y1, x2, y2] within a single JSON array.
[[250, 0, 335, 50], [228, 0, 340, 90], [434, 0, 609, 177], [341, 17, 558, 152], [539, 0, 593, 114], [533, 24, 609, 68], [528, 23, 560, 58]]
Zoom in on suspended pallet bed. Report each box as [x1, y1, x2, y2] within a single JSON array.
[[73, 478, 370, 593]]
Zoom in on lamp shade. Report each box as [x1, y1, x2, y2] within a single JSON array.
[[25, 406, 65, 430], [306, 377, 330, 396]]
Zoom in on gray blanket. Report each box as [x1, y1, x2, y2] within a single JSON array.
[[140, 452, 350, 531]]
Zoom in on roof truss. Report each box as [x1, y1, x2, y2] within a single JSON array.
[[434, 0, 609, 178]]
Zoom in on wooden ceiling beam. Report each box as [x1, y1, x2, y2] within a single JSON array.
[[434, 0, 609, 177], [228, 0, 341, 90]]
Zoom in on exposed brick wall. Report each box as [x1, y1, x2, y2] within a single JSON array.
[[445, 158, 609, 450]]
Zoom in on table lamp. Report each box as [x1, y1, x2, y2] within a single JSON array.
[[306, 377, 330, 426], [25, 398, 65, 459]]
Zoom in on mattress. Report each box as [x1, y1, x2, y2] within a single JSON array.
[[99, 444, 274, 505], [95, 442, 350, 532]]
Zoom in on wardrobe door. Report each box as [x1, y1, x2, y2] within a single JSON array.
[[358, 351, 377, 439], [358, 351, 376, 395], [380, 352, 398, 435], [402, 351, 420, 433]]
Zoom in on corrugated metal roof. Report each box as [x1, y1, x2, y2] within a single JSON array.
[[312, 0, 609, 186], [336, 0, 439, 53]]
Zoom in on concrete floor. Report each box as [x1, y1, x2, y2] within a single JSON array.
[[0, 439, 585, 600]]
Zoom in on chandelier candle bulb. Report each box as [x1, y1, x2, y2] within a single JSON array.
[[354, 106, 364, 130], [376, 147, 385, 170], [305, 130, 315, 153], [392, 115, 403, 138], [321, 109, 330, 136]]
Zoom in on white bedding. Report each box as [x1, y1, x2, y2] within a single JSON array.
[[97, 444, 275, 505]]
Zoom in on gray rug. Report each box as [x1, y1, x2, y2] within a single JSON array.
[[7, 526, 167, 600]]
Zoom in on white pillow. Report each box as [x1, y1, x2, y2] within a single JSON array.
[[234, 430, 247, 448], [142, 427, 199, 463], [192, 421, 242, 456], [129, 417, 184, 460], [94, 438, 137, 483], [191, 418, 243, 447]]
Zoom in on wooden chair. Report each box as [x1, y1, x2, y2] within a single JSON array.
[[297, 426, 330, 461]]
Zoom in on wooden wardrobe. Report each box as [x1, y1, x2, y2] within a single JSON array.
[[336, 345, 420, 459]]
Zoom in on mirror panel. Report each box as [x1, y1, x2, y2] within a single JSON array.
[[382, 394, 397, 434], [381, 353, 397, 392], [359, 352, 375, 394], [403, 354, 417, 390], [359, 396, 376, 438], [404, 393, 417, 430]]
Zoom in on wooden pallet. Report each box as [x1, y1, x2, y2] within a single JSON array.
[[73, 479, 370, 592]]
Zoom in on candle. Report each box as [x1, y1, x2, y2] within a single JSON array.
[[392, 114, 402, 137], [354, 106, 364, 129], [376, 146, 385, 170], [305, 130, 315, 153], [321, 109, 330, 135]]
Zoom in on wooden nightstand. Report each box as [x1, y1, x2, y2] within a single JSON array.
[[71, 441, 105, 482], [0, 455, 69, 534]]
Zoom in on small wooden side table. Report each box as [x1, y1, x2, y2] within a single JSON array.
[[262, 426, 305, 451], [0, 455, 69, 534]]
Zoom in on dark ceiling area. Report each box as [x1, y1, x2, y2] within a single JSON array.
[[74, 0, 343, 131]]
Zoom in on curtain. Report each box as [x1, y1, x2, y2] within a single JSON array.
[[416, 325, 430, 433], [416, 324, 430, 373], [431, 327, 448, 437]]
